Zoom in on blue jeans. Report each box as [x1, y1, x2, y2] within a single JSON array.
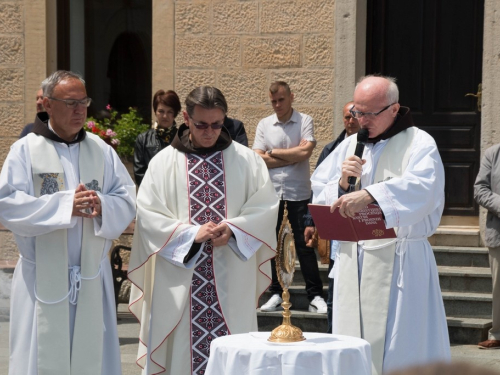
[[269, 200, 324, 301]]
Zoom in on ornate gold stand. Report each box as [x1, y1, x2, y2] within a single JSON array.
[[268, 289, 305, 342], [268, 203, 306, 343]]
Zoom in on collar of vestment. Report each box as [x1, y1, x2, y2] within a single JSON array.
[[273, 108, 298, 126], [170, 123, 232, 154], [32, 112, 87, 145], [366, 106, 414, 144]]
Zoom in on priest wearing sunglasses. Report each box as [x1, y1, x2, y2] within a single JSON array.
[[128, 86, 279, 375]]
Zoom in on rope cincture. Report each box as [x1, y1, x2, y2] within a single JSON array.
[[360, 237, 426, 288], [20, 255, 101, 305]]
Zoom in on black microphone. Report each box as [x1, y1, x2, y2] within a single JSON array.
[[347, 128, 369, 187]]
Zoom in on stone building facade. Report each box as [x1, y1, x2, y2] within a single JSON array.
[[1, 0, 500, 260], [155, 0, 339, 165]]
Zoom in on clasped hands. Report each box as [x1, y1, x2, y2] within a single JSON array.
[[72, 183, 101, 218], [331, 155, 374, 218], [195, 221, 233, 247]]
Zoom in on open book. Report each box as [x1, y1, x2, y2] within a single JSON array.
[[308, 203, 396, 242]]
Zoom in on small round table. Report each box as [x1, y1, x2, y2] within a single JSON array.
[[205, 332, 372, 375]]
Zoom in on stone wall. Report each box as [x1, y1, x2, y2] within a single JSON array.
[[0, 1, 27, 262], [0, 2, 25, 167], [0, 0, 48, 262], [154, 0, 338, 166]]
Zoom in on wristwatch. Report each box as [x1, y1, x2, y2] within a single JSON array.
[[267, 149, 273, 155]]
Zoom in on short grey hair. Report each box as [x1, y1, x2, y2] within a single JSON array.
[[41, 70, 86, 97], [356, 74, 399, 104], [185, 86, 227, 117]]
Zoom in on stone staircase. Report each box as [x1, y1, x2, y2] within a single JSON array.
[[432, 225, 492, 344], [257, 225, 493, 344]]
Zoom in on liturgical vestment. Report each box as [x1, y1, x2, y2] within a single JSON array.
[[128, 127, 279, 375], [311, 110, 451, 374], [0, 119, 136, 375]]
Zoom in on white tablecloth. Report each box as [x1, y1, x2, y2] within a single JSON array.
[[205, 332, 372, 375]]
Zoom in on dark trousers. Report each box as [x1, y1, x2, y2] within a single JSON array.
[[269, 199, 323, 301], [327, 260, 334, 333]]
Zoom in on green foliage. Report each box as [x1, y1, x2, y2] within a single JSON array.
[[114, 108, 149, 157], [85, 105, 149, 158]]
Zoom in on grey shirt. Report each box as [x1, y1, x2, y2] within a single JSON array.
[[253, 109, 315, 201]]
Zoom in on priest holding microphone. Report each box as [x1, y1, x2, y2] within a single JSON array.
[[310, 75, 450, 374]]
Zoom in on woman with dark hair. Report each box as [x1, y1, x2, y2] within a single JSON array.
[[133, 89, 181, 185]]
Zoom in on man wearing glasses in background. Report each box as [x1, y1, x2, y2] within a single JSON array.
[[311, 75, 451, 374], [253, 81, 327, 314], [128, 86, 278, 375], [0, 70, 136, 375]]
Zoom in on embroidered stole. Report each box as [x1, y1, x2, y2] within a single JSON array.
[[28, 133, 106, 375], [336, 127, 416, 375], [187, 151, 230, 375]]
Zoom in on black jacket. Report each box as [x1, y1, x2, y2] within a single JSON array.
[[224, 117, 248, 147], [133, 128, 174, 186]]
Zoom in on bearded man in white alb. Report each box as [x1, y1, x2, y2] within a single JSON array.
[[0, 70, 136, 375], [128, 86, 278, 375], [311, 75, 450, 374]]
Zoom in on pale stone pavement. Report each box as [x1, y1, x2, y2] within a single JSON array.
[[1, 302, 500, 374]]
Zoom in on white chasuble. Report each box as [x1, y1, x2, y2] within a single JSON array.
[[337, 127, 416, 375], [128, 142, 279, 375], [28, 133, 106, 375]]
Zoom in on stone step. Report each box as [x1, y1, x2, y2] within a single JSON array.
[[447, 316, 491, 344], [258, 286, 328, 311], [0, 260, 17, 274], [293, 262, 330, 285], [257, 309, 328, 333], [438, 266, 492, 293], [429, 226, 481, 247], [433, 246, 490, 268], [442, 291, 492, 317]]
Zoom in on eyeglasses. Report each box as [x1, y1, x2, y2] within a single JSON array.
[[349, 103, 396, 119], [189, 116, 224, 130], [48, 97, 92, 108]]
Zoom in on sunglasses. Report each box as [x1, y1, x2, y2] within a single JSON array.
[[189, 116, 224, 130]]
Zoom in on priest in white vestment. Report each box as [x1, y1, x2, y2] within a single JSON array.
[[0, 70, 136, 375], [128, 86, 279, 375], [311, 76, 451, 374]]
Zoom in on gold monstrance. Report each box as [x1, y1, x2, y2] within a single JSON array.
[[268, 203, 306, 343]]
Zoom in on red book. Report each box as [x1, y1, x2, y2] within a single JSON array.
[[308, 204, 396, 242]]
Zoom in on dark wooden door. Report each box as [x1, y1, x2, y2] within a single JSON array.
[[366, 0, 484, 216]]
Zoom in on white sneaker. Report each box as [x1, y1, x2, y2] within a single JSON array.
[[309, 296, 327, 314], [260, 294, 283, 312]]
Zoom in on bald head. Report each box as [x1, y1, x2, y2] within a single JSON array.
[[352, 76, 400, 138], [354, 76, 399, 104], [342, 101, 360, 137]]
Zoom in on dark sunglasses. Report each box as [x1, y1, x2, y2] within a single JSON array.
[[189, 116, 224, 130]]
